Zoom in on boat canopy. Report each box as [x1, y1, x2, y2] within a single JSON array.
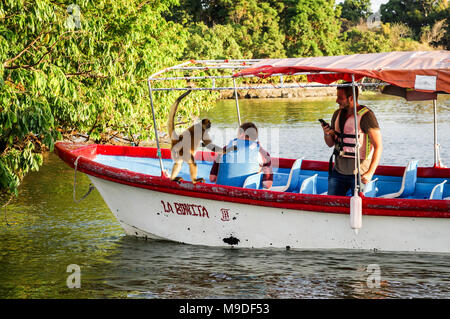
[[146, 52, 448, 168], [234, 51, 450, 94]]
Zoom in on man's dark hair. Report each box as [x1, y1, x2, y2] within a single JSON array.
[[238, 122, 258, 141], [337, 82, 359, 101]]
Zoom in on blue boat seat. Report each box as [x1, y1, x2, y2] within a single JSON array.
[[317, 177, 329, 195], [429, 180, 447, 199], [299, 174, 318, 195], [243, 173, 263, 189], [362, 178, 379, 197], [271, 158, 303, 192], [379, 160, 418, 199]]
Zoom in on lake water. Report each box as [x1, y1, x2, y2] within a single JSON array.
[[0, 94, 449, 299]]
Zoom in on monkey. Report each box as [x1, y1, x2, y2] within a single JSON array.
[[167, 90, 230, 184]]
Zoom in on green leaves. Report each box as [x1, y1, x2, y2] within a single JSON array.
[[171, 0, 343, 59], [0, 0, 192, 195], [380, 0, 449, 49], [343, 28, 392, 53], [281, 0, 343, 57], [339, 0, 373, 23], [0, 142, 42, 195]]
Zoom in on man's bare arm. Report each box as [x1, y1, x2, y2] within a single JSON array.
[[361, 127, 383, 184]]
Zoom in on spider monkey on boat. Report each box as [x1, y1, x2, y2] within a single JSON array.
[[167, 90, 233, 183]]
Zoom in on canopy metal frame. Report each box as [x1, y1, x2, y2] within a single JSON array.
[[146, 59, 443, 187]]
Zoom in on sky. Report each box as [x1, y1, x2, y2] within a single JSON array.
[[336, 0, 390, 13], [370, 0, 390, 12]]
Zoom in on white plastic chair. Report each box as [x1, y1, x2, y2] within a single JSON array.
[[299, 174, 318, 195], [243, 173, 263, 189], [379, 160, 418, 199], [362, 178, 379, 197], [429, 180, 447, 200], [271, 158, 304, 192]]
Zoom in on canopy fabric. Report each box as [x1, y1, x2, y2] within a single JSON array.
[[234, 51, 450, 94]]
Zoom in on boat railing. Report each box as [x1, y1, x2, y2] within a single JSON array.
[[147, 59, 387, 92], [146, 59, 387, 180], [145, 58, 445, 195]]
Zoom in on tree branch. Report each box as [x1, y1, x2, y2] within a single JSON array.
[[3, 30, 47, 67], [4, 31, 83, 70], [64, 70, 108, 78]]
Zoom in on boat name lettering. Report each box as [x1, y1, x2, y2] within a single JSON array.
[[161, 200, 209, 218], [221, 208, 230, 221]]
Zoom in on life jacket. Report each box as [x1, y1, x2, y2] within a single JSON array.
[[328, 107, 374, 175], [334, 106, 374, 160], [216, 138, 261, 187]]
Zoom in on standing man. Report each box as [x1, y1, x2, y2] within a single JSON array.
[[322, 84, 383, 196]]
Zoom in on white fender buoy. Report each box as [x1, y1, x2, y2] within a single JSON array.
[[350, 193, 362, 234]]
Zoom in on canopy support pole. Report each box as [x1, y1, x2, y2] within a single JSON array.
[[351, 75, 362, 194], [233, 77, 242, 126], [433, 99, 442, 168], [147, 79, 166, 176]]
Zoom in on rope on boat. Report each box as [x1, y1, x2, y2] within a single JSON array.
[[73, 156, 95, 203]]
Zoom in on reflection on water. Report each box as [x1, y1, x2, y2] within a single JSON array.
[[98, 239, 450, 299], [0, 94, 449, 299]]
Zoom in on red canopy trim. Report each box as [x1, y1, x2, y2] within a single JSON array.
[[234, 51, 450, 94]]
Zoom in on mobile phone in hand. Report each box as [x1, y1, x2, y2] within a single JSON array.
[[318, 119, 329, 127]]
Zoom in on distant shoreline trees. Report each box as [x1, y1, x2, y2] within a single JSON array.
[[169, 0, 448, 60]]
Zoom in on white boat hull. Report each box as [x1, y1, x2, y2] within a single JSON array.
[[89, 176, 450, 253]]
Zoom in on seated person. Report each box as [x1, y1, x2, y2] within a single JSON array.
[[209, 122, 273, 189]]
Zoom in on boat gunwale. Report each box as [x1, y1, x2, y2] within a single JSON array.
[[54, 142, 450, 218]]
